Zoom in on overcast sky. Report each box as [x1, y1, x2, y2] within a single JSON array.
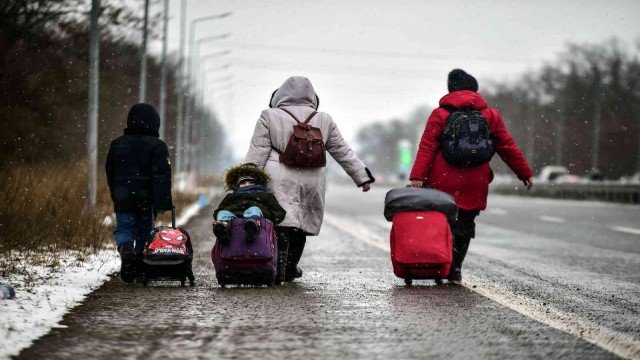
[[147, 0, 640, 159]]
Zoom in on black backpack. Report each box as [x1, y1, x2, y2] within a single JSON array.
[[440, 106, 496, 167]]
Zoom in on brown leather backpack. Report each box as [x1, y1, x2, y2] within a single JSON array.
[[271, 108, 327, 168]]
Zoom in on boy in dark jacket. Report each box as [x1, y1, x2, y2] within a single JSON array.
[[213, 163, 286, 242], [106, 103, 173, 283]]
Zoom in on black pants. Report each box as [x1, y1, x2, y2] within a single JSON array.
[[274, 226, 307, 273], [450, 209, 480, 270]]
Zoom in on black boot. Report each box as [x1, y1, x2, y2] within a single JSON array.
[[274, 226, 290, 284], [448, 235, 471, 282], [118, 243, 136, 283], [285, 229, 306, 282], [212, 221, 230, 244], [244, 218, 259, 243], [134, 252, 144, 284]]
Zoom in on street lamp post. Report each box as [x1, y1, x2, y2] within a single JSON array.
[[200, 65, 233, 178], [158, 0, 169, 140], [196, 50, 232, 110], [86, 0, 100, 210], [591, 70, 603, 174], [139, 0, 150, 102], [182, 12, 231, 176], [203, 73, 233, 116], [193, 50, 231, 176], [193, 34, 230, 99], [200, 62, 231, 103], [175, 0, 187, 175], [203, 62, 231, 73], [186, 13, 232, 87]]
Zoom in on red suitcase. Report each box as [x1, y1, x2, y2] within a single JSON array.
[[390, 211, 453, 285]]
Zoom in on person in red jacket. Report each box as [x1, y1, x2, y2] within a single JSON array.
[[409, 69, 534, 282]]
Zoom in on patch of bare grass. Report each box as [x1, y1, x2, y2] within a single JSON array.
[[0, 163, 112, 251], [0, 163, 112, 275], [0, 164, 219, 277]]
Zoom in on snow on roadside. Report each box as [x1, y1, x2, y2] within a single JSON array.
[[0, 249, 119, 359], [176, 201, 202, 227], [0, 194, 214, 359]]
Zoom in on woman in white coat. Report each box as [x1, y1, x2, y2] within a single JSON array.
[[245, 76, 375, 281]]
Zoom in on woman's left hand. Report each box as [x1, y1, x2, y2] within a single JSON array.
[[361, 183, 371, 192]]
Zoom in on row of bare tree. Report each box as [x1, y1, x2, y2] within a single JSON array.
[[356, 38, 640, 180], [0, 0, 228, 175]]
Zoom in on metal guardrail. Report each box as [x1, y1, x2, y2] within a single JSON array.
[[329, 175, 640, 204], [490, 182, 640, 204]]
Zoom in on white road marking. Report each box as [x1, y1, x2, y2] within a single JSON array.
[[539, 215, 566, 223], [612, 226, 640, 236], [462, 274, 640, 360], [324, 212, 640, 360], [488, 208, 508, 215], [323, 213, 388, 252]]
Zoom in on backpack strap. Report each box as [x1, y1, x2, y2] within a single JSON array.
[[274, 109, 315, 156], [438, 106, 458, 141], [280, 108, 301, 123], [302, 111, 318, 124], [280, 108, 318, 125]]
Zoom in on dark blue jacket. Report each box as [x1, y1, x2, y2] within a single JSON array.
[[105, 104, 173, 212]]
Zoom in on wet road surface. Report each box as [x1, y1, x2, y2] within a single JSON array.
[[17, 184, 637, 359]]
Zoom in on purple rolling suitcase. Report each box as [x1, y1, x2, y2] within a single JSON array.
[[211, 217, 278, 287]]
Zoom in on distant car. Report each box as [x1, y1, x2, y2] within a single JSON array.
[[537, 166, 569, 183], [587, 171, 604, 181], [554, 174, 581, 184], [490, 173, 517, 185]]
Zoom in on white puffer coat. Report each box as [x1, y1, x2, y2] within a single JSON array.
[[245, 76, 373, 235]]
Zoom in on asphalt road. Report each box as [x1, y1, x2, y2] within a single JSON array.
[[17, 184, 639, 359]]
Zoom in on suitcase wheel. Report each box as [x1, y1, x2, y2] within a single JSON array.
[[404, 278, 413, 286], [435, 278, 443, 285]]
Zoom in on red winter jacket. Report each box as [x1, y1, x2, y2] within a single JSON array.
[[409, 90, 533, 210]]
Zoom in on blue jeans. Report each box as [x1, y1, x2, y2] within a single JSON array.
[[114, 210, 155, 254], [216, 206, 263, 221]]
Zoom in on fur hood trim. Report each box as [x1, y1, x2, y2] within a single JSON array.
[[223, 163, 271, 191]]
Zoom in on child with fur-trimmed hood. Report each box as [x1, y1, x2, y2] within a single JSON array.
[[213, 163, 286, 242]]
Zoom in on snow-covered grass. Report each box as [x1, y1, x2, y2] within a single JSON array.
[[0, 249, 119, 359], [0, 188, 217, 359]]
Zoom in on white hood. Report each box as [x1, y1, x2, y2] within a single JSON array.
[[270, 76, 319, 109]]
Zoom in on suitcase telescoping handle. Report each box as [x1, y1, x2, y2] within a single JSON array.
[[404, 184, 433, 189], [172, 206, 176, 228]]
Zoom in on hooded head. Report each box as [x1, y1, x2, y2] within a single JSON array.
[[127, 103, 160, 135], [236, 176, 256, 187], [269, 76, 319, 109], [447, 69, 479, 93], [223, 163, 271, 191]]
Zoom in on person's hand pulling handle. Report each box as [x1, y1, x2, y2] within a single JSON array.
[[523, 177, 534, 190]]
